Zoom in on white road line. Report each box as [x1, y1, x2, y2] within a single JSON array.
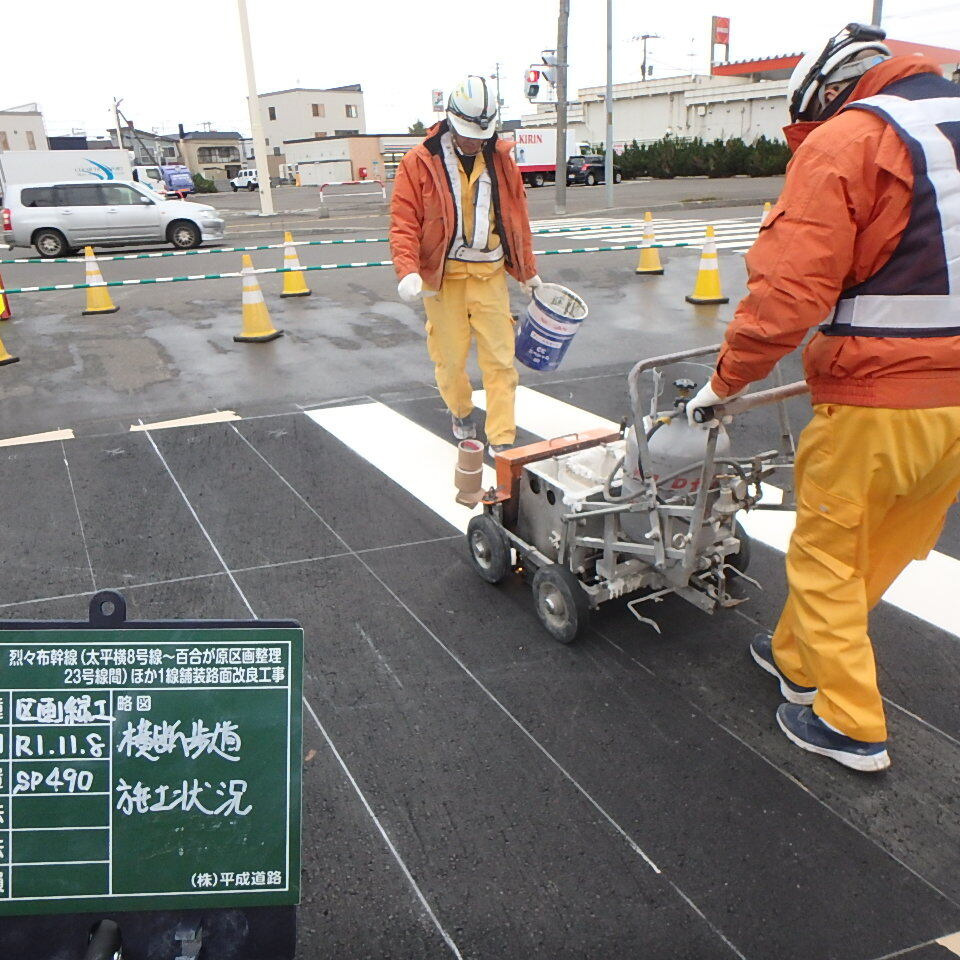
[[0, 428, 74, 448], [304, 402, 495, 534], [473, 385, 618, 438], [130, 410, 241, 432]]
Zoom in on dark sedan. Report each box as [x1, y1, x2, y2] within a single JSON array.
[[566, 155, 623, 186]]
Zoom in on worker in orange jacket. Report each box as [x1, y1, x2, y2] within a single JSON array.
[[686, 24, 960, 772], [390, 76, 541, 453]]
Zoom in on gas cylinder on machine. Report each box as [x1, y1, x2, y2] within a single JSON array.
[[622, 378, 731, 500]]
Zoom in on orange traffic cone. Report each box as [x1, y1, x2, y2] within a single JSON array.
[[81, 247, 118, 316], [0, 328, 19, 366], [279, 231, 311, 298], [635, 211, 664, 275], [0, 270, 11, 320], [235, 254, 283, 343], [685, 226, 729, 305]]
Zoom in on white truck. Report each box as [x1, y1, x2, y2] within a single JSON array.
[[0, 150, 134, 198], [510, 128, 580, 187]]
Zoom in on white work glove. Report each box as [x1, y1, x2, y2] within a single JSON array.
[[397, 272, 424, 303], [686, 381, 745, 428], [520, 273, 543, 298]]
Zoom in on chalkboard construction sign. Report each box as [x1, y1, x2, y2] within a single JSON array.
[[0, 593, 303, 919]]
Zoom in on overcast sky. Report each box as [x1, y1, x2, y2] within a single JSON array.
[[6, 0, 959, 139]]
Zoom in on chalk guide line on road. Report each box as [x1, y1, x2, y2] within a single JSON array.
[[306, 384, 960, 640]]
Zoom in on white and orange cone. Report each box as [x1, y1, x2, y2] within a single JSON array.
[[685, 225, 729, 305], [235, 254, 283, 343], [635, 211, 664, 275], [0, 269, 12, 320], [81, 247, 118, 316], [279, 231, 311, 298]]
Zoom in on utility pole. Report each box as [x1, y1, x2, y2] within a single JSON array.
[[236, 0, 274, 216], [871, 0, 883, 25], [112, 98, 125, 157], [604, 0, 614, 209], [554, 0, 570, 216], [491, 63, 503, 131]]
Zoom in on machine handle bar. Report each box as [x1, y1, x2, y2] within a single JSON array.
[[693, 381, 810, 423]]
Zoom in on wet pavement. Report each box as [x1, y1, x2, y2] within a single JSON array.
[[0, 203, 958, 959]]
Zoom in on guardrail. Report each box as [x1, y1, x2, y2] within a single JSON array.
[[318, 180, 386, 204]]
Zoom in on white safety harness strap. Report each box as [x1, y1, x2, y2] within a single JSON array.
[[440, 132, 504, 264]]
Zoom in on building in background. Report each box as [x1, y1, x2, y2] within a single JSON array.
[[283, 133, 419, 185], [258, 84, 366, 175], [108, 127, 182, 165], [522, 36, 960, 148], [0, 103, 47, 152], [175, 127, 243, 182]]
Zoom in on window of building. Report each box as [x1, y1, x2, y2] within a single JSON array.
[[334, 129, 359, 136], [268, 106, 277, 121], [26, 131, 35, 150], [273, 147, 280, 155], [314, 131, 326, 139], [345, 104, 359, 118], [196, 146, 241, 163], [0, 132, 8, 151], [312, 103, 325, 117]]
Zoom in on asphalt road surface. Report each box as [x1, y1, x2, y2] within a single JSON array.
[[0, 196, 958, 960]]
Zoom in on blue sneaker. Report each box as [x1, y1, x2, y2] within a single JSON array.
[[749, 634, 816, 705], [776, 704, 891, 772]]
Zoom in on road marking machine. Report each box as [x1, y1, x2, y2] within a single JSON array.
[[465, 344, 809, 642]]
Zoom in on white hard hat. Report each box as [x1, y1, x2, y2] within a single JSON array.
[[788, 23, 891, 122], [446, 76, 499, 139]]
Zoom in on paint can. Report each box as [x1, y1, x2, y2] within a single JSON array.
[[514, 283, 588, 372]]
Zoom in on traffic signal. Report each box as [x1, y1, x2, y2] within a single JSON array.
[[525, 69, 541, 100], [540, 51, 558, 86]]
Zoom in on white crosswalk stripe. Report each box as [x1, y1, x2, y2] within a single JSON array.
[[532, 216, 762, 252], [307, 387, 960, 638]]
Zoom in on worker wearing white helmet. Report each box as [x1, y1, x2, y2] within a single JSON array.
[[687, 24, 960, 773], [390, 76, 542, 452]]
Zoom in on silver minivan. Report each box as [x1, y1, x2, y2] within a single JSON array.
[[1, 180, 225, 257]]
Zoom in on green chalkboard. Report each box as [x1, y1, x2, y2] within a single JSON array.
[[0, 593, 302, 918]]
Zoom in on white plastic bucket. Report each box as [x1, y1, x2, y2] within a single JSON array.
[[515, 283, 588, 372]]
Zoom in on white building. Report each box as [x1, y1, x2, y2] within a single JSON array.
[[283, 134, 421, 185], [0, 103, 47, 152], [521, 74, 788, 148], [257, 85, 366, 156]]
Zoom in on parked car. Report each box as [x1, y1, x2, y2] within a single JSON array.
[[230, 169, 259, 192], [2, 180, 225, 258], [567, 155, 623, 186]]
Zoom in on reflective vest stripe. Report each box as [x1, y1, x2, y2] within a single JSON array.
[[440, 132, 504, 264]]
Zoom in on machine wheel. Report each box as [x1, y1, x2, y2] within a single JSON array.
[[248, 182, 257, 191], [614, 170, 623, 183], [532, 564, 590, 644], [531, 172, 546, 188], [83, 919, 122, 960], [466, 514, 512, 584], [729, 521, 751, 573], [232, 184, 239, 192], [168, 220, 201, 249], [585, 172, 597, 186], [33, 228, 69, 258]]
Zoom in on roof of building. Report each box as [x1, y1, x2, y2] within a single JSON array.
[[176, 131, 242, 140], [259, 84, 363, 98], [713, 38, 960, 80], [283, 132, 412, 144]]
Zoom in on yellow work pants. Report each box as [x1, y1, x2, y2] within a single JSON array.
[[423, 271, 518, 446], [772, 403, 960, 742]]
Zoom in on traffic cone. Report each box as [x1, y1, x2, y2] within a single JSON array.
[[235, 254, 283, 343], [760, 201, 772, 226], [635, 211, 664, 275], [0, 270, 11, 320], [81, 247, 118, 316], [685, 225, 729, 305], [279, 231, 311, 298], [0, 329, 19, 366]]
